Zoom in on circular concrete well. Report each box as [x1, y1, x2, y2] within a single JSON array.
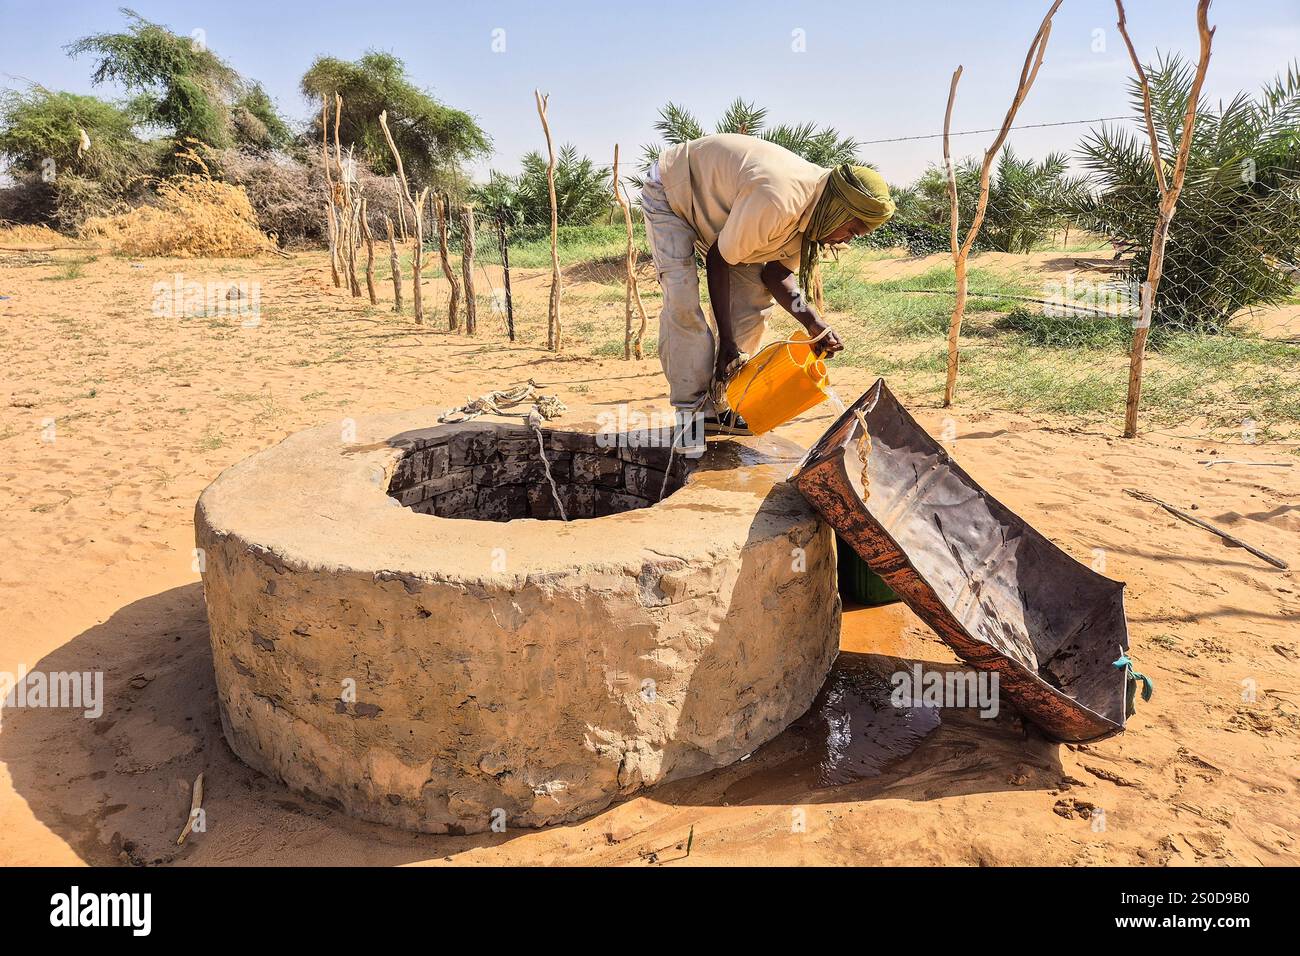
[[195, 410, 840, 833]]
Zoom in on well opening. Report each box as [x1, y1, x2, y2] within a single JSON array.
[[387, 425, 694, 521]]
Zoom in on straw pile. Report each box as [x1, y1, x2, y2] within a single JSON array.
[[0, 223, 79, 249], [80, 174, 276, 258]]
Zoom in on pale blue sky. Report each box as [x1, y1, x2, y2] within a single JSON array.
[[2, 0, 1298, 185]]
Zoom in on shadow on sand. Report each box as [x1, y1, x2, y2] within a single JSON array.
[[3, 580, 1061, 866]]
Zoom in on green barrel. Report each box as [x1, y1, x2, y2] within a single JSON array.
[[835, 533, 901, 607]]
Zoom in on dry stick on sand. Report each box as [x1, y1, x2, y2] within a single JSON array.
[[176, 772, 204, 845], [1115, 0, 1215, 438], [535, 90, 562, 351], [321, 96, 340, 287], [612, 145, 648, 360], [361, 197, 378, 305], [384, 214, 403, 313], [435, 192, 461, 331], [378, 110, 426, 324], [942, 0, 1062, 407], [1124, 488, 1288, 569], [461, 203, 477, 335]]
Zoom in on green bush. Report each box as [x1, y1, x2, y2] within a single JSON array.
[[0, 87, 156, 228], [859, 220, 949, 257]]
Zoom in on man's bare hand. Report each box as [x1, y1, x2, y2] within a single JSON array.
[[715, 338, 742, 381], [760, 262, 844, 358], [807, 320, 843, 357]]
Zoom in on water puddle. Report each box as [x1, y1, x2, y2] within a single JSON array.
[[806, 649, 942, 787], [719, 604, 945, 801], [803, 604, 942, 787]]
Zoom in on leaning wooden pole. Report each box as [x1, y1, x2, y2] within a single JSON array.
[[393, 175, 407, 240], [435, 192, 461, 331], [321, 96, 340, 287], [460, 203, 477, 336], [942, 64, 964, 392], [1115, 0, 1215, 438], [942, 0, 1062, 407], [612, 145, 648, 360], [345, 159, 363, 298], [333, 95, 362, 298], [535, 90, 562, 351], [378, 110, 425, 324]]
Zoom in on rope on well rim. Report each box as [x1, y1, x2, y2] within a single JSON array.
[[439, 379, 567, 424]]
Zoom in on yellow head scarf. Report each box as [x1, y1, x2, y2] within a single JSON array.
[[800, 165, 895, 297]]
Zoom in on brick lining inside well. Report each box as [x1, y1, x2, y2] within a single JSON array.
[[386, 426, 693, 521]]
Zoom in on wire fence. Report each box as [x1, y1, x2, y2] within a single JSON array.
[[823, 180, 1299, 447], [333, 163, 1297, 450]]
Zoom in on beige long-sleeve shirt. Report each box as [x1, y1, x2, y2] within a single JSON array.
[[656, 133, 831, 269]]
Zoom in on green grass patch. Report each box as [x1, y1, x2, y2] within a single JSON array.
[[818, 254, 1300, 436], [502, 223, 651, 269], [42, 256, 96, 281]]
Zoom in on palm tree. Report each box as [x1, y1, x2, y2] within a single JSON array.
[[473, 144, 611, 232], [876, 149, 1085, 255], [635, 98, 862, 185], [982, 148, 1089, 253], [1066, 55, 1300, 335]]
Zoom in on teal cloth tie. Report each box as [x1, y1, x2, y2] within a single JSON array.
[[1113, 654, 1154, 718]]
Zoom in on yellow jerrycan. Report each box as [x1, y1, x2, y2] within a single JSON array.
[[724, 330, 831, 435]]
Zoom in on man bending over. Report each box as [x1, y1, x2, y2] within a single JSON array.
[[641, 133, 895, 434]]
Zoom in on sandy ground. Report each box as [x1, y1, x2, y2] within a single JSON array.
[[0, 247, 1296, 867]]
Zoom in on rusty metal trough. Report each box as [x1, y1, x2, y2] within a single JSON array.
[[790, 379, 1130, 742]]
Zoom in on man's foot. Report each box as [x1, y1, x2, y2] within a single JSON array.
[[703, 411, 753, 436]]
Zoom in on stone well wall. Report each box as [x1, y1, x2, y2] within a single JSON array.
[[196, 412, 840, 834]]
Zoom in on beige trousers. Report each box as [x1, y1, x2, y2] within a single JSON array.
[[641, 176, 774, 410]]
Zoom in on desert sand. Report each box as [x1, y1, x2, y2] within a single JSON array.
[[0, 246, 1296, 866]]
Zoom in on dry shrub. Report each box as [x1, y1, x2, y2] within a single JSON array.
[[0, 222, 80, 247], [80, 173, 275, 257], [218, 148, 320, 247], [218, 147, 408, 248]]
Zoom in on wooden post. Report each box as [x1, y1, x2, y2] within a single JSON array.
[[1115, 0, 1214, 438], [460, 203, 477, 336], [612, 145, 648, 360], [435, 192, 461, 331], [321, 96, 340, 287], [346, 175, 362, 298], [942, 0, 1062, 407], [384, 214, 402, 313], [497, 216, 515, 342], [361, 197, 377, 305], [412, 188, 428, 324], [393, 175, 407, 241], [332, 95, 362, 298], [378, 110, 426, 324], [535, 90, 562, 351]]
